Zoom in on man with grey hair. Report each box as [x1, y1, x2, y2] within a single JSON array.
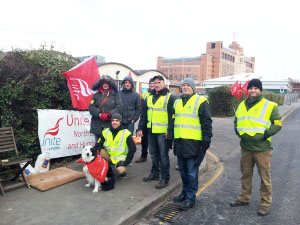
[[171, 78, 212, 211]]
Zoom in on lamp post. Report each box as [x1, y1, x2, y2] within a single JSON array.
[[181, 60, 185, 81]]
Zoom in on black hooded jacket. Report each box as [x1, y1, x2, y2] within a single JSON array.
[[119, 76, 141, 124], [89, 75, 123, 136]]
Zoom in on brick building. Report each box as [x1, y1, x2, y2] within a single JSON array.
[[157, 41, 255, 93]]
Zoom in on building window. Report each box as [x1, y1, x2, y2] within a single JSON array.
[[193, 75, 197, 80], [169, 75, 173, 80], [233, 56, 235, 63], [174, 75, 178, 81], [212, 43, 215, 48]]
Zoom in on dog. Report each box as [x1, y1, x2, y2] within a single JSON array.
[[78, 146, 115, 193]]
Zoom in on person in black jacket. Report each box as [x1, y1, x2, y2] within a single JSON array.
[[138, 75, 177, 189], [93, 113, 136, 178], [89, 75, 123, 142], [171, 78, 212, 211], [119, 76, 141, 134]]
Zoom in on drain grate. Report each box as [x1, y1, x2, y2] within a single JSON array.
[[153, 203, 183, 223]]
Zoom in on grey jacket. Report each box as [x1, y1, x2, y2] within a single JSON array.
[[119, 76, 141, 124], [89, 75, 123, 136]]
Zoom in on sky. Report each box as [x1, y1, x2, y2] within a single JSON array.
[[1, 0, 300, 80]]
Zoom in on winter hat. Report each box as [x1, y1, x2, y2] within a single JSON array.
[[149, 78, 154, 83], [182, 78, 195, 92], [153, 75, 164, 81], [247, 79, 263, 91], [111, 113, 122, 121]]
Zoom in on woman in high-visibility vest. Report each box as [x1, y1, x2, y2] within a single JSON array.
[[231, 79, 282, 216]]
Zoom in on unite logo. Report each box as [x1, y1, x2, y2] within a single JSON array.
[[41, 117, 64, 150], [70, 78, 96, 100]]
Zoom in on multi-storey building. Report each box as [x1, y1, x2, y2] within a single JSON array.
[[157, 41, 255, 92]]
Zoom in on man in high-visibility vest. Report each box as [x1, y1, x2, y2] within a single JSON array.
[[230, 79, 282, 216], [136, 78, 155, 163], [94, 113, 136, 178], [171, 78, 212, 211], [138, 75, 177, 189]]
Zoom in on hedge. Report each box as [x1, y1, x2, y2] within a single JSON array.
[[208, 85, 284, 117], [0, 47, 79, 158]]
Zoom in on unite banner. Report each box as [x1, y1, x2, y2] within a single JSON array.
[[38, 109, 95, 159]]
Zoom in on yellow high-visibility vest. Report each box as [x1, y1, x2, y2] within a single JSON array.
[[102, 128, 131, 164], [174, 95, 208, 140], [142, 90, 150, 101], [236, 98, 277, 141], [147, 93, 171, 133]]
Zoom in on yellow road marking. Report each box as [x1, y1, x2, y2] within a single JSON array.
[[196, 150, 223, 196], [206, 150, 219, 163], [196, 165, 224, 196]]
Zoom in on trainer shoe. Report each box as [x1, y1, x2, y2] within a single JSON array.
[[135, 157, 147, 163], [120, 172, 127, 178], [173, 194, 185, 203], [230, 199, 249, 207], [257, 206, 270, 216], [179, 201, 194, 211], [143, 174, 159, 182], [155, 180, 169, 189]]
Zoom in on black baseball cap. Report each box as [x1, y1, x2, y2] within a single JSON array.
[[153, 75, 164, 81]]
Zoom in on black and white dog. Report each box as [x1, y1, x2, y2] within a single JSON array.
[[78, 146, 115, 193]]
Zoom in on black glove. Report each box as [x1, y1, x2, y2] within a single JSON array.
[[201, 141, 210, 151], [165, 139, 173, 149], [263, 130, 271, 140], [116, 161, 126, 168]]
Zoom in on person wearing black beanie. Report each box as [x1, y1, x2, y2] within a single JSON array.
[[247, 78, 263, 91], [231, 78, 282, 216]]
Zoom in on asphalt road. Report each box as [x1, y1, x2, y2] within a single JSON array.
[[145, 108, 300, 225]]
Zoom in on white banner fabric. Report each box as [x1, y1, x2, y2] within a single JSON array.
[[38, 109, 95, 159]]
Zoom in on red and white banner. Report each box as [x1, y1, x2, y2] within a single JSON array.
[[38, 109, 95, 159], [63, 56, 100, 110]]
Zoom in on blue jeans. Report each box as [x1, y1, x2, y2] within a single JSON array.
[[148, 133, 170, 181], [177, 156, 199, 205], [123, 123, 134, 135]]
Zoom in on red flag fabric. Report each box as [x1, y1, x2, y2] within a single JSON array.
[[237, 82, 242, 100], [128, 70, 132, 77], [63, 56, 100, 109], [241, 80, 249, 97], [231, 80, 239, 96]]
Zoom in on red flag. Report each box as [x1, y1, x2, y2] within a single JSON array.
[[63, 56, 100, 109], [128, 70, 132, 77], [241, 80, 249, 97], [231, 80, 239, 96], [237, 82, 242, 100]]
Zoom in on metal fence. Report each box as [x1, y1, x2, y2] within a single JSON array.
[[284, 94, 299, 105]]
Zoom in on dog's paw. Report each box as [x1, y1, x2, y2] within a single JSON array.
[[92, 188, 99, 193], [85, 183, 91, 187]]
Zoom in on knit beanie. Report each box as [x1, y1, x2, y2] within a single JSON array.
[[111, 113, 122, 121], [182, 78, 195, 92], [247, 79, 263, 91]]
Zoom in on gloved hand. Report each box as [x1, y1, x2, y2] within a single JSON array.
[[263, 130, 271, 140], [201, 141, 210, 151], [100, 113, 111, 121], [165, 139, 173, 150], [116, 161, 126, 168]]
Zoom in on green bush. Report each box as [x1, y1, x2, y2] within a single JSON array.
[[0, 47, 79, 158], [208, 85, 244, 117], [208, 86, 284, 117]]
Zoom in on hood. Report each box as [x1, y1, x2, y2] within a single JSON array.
[[121, 76, 135, 90], [92, 75, 118, 93]]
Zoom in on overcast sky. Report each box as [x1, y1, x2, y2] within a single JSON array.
[[1, 0, 299, 80]]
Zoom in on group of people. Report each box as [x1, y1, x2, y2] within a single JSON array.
[[89, 75, 281, 215]]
